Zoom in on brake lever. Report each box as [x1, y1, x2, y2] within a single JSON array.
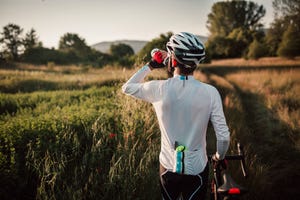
[[237, 143, 248, 178]]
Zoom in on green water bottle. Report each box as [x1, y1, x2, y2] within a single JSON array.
[[175, 145, 185, 174]]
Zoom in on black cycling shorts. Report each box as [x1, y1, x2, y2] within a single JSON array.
[[159, 163, 208, 200]]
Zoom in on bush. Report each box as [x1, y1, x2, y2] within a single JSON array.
[[277, 23, 300, 58], [21, 46, 114, 67], [206, 36, 247, 59], [21, 47, 71, 65], [247, 39, 269, 60]]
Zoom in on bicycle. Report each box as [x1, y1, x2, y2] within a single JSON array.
[[208, 143, 248, 200]]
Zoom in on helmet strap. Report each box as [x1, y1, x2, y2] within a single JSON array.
[[167, 56, 175, 78]]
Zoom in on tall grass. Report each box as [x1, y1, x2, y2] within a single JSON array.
[[0, 87, 117, 199], [225, 69, 300, 147], [0, 64, 167, 199], [0, 86, 163, 199], [0, 64, 168, 93], [222, 68, 300, 200], [208, 56, 300, 66], [1, 63, 299, 199], [202, 70, 265, 200]]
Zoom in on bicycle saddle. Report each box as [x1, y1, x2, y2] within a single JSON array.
[[217, 171, 247, 195]]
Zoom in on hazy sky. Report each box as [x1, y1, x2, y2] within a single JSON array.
[[0, 0, 274, 48]]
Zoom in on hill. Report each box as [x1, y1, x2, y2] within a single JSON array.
[[91, 35, 208, 54], [91, 40, 148, 54]]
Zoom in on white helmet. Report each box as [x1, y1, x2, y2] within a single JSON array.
[[166, 32, 205, 68]]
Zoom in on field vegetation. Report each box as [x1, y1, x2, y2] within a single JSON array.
[[0, 58, 299, 199], [203, 62, 300, 200]]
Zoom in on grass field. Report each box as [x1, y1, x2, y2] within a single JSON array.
[[0, 59, 299, 199], [204, 64, 300, 200]]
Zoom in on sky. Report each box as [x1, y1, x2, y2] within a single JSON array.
[[0, 0, 274, 48]]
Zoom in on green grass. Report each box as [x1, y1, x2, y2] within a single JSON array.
[[0, 63, 300, 199], [0, 64, 165, 199]]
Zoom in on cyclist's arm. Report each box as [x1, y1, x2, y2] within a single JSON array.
[[210, 87, 230, 160], [216, 140, 229, 160], [122, 65, 161, 102]]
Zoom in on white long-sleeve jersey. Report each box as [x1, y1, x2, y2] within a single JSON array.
[[122, 65, 230, 175]]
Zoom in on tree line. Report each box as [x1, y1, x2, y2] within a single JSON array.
[[138, 0, 300, 61], [0, 0, 299, 67], [205, 0, 300, 60], [0, 25, 135, 67]]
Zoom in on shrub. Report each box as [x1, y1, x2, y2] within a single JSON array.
[[21, 47, 70, 65], [277, 23, 300, 58], [247, 39, 269, 60]]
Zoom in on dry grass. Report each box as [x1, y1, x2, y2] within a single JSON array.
[[1, 61, 300, 199], [0, 64, 169, 93], [225, 69, 300, 146], [207, 56, 300, 66], [0, 64, 168, 84], [0, 65, 128, 83], [209, 68, 300, 199]]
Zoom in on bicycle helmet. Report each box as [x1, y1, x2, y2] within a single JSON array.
[[166, 32, 205, 68]]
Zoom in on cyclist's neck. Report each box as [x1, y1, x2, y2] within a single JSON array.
[[173, 67, 193, 77]]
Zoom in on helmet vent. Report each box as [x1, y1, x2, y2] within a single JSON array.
[[173, 40, 180, 45]]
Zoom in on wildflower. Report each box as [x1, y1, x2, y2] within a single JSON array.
[[109, 133, 117, 139]]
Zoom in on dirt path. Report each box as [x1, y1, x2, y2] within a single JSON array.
[[202, 67, 300, 200]]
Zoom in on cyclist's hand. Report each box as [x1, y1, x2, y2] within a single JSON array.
[[212, 154, 228, 170], [148, 49, 168, 69]]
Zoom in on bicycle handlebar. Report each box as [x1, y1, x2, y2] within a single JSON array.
[[209, 142, 248, 178]]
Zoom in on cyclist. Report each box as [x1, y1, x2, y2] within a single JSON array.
[[122, 32, 230, 200]]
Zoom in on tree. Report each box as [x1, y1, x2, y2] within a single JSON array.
[[266, 0, 300, 56], [207, 1, 266, 37], [58, 33, 93, 63], [58, 33, 116, 66], [23, 28, 39, 50], [0, 23, 24, 60], [109, 43, 135, 67], [21, 46, 67, 65], [206, 36, 242, 58], [58, 33, 91, 57], [206, 1, 266, 59], [110, 43, 134, 58], [59, 33, 89, 52], [247, 39, 269, 59], [273, 0, 300, 24], [277, 23, 300, 58], [265, 18, 288, 56]]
